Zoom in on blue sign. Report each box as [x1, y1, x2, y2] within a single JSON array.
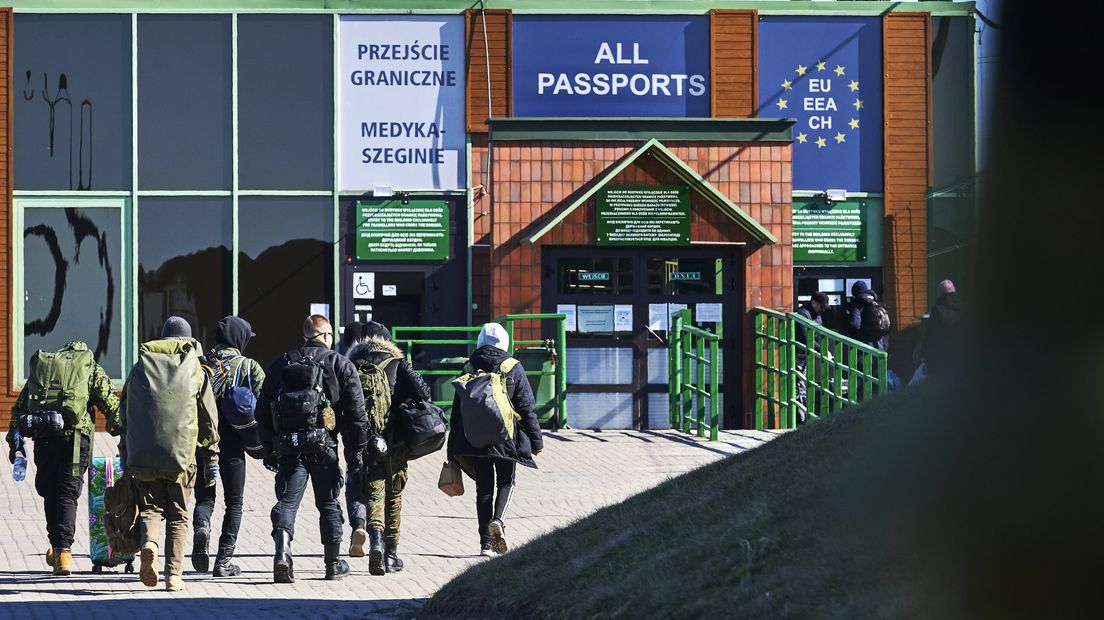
[[759, 17, 883, 193], [513, 16, 710, 118]]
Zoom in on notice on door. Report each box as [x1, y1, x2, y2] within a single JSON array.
[[356, 199, 450, 261], [596, 185, 690, 246], [578, 305, 615, 333], [557, 304, 577, 332], [352, 272, 376, 299], [614, 305, 633, 332]]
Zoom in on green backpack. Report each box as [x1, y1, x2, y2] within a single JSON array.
[[452, 358, 520, 448], [125, 340, 202, 479], [24, 348, 95, 434], [358, 358, 398, 435]]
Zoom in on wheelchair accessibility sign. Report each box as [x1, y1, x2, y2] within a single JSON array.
[[352, 272, 375, 300]]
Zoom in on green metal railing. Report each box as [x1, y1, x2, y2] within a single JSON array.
[[391, 313, 568, 429], [669, 309, 722, 441], [753, 307, 888, 430]]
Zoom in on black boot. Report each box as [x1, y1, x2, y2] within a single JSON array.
[[212, 544, 241, 577], [367, 528, 385, 576], [191, 525, 210, 573], [384, 543, 404, 573], [324, 543, 350, 581], [273, 530, 294, 583]]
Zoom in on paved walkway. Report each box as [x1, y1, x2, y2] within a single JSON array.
[[0, 429, 781, 619]]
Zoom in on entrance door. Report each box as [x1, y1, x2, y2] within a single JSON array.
[[542, 247, 742, 430]]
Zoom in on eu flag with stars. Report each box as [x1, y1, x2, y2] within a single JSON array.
[[758, 17, 883, 193]]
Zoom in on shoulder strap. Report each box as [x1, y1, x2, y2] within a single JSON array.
[[499, 358, 519, 373]]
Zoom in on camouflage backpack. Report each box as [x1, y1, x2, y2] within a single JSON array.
[[358, 358, 398, 435], [23, 348, 95, 435]]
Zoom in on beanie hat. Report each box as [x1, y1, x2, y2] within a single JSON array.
[[339, 321, 368, 354], [938, 279, 956, 295], [161, 316, 193, 340], [363, 321, 393, 342], [850, 280, 871, 296], [477, 322, 509, 352]]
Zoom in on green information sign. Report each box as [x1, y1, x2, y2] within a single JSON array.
[[356, 200, 449, 261], [792, 200, 867, 262], [596, 185, 690, 246]]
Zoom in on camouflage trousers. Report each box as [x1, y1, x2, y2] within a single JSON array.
[[361, 454, 409, 546]]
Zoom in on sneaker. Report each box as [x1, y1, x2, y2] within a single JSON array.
[[349, 527, 368, 558], [479, 543, 497, 558], [166, 575, 185, 592], [139, 543, 160, 588], [488, 519, 508, 555]]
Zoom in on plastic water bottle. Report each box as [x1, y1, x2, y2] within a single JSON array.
[[12, 430, 27, 482]]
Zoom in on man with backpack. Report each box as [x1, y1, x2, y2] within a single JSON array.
[[256, 315, 368, 583], [119, 317, 220, 592], [344, 321, 432, 575], [190, 315, 265, 578], [6, 340, 120, 576], [795, 291, 830, 424], [448, 323, 543, 557], [847, 280, 890, 351]]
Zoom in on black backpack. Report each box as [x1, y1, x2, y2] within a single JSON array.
[[394, 399, 448, 460], [860, 301, 892, 342], [274, 352, 328, 432]]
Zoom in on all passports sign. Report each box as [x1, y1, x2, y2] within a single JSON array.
[[338, 16, 466, 191], [512, 16, 710, 117]]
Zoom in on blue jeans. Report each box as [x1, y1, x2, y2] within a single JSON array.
[[269, 455, 344, 544]]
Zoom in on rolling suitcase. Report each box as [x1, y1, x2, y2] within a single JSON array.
[[88, 456, 135, 574]]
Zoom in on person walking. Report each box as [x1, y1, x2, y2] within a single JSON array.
[[6, 340, 120, 576], [847, 280, 889, 351], [447, 323, 543, 557], [919, 279, 963, 377], [257, 315, 368, 582], [345, 321, 431, 575], [120, 316, 220, 592], [190, 316, 265, 577], [795, 291, 830, 424]]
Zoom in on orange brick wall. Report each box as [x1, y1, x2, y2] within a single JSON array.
[[484, 139, 791, 417], [1, 8, 13, 426], [465, 8, 511, 133], [883, 13, 931, 328]]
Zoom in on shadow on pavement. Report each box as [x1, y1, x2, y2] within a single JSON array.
[[0, 597, 427, 619]]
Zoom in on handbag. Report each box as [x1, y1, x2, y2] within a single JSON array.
[[437, 460, 464, 497]]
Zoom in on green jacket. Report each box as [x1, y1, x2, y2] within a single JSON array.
[[119, 338, 219, 482], [207, 345, 266, 403], [6, 341, 120, 453]]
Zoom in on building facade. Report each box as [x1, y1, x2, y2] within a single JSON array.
[[0, 1, 978, 429]]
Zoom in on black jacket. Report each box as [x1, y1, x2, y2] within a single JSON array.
[[848, 291, 887, 351], [920, 292, 962, 375], [257, 339, 368, 464], [346, 337, 432, 430], [447, 345, 543, 470], [795, 303, 823, 363]]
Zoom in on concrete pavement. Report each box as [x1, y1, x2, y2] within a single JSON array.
[[0, 429, 781, 619]]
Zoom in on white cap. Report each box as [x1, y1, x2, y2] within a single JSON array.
[[477, 322, 510, 352]]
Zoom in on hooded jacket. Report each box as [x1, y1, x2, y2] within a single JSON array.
[[847, 282, 887, 351], [203, 316, 266, 455], [256, 338, 368, 465], [346, 336, 432, 436], [447, 345, 543, 470]]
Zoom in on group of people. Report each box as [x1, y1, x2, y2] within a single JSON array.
[[793, 279, 962, 422], [6, 314, 543, 592]]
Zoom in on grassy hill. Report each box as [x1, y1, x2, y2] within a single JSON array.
[[421, 384, 958, 619]]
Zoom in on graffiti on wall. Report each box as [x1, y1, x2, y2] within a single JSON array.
[[22, 71, 94, 190]]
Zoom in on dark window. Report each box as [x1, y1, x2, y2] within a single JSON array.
[[23, 207, 123, 378], [646, 258, 721, 296], [138, 197, 232, 346], [138, 15, 231, 190], [238, 15, 334, 190], [13, 14, 132, 191], [558, 257, 633, 295], [239, 197, 334, 366]]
